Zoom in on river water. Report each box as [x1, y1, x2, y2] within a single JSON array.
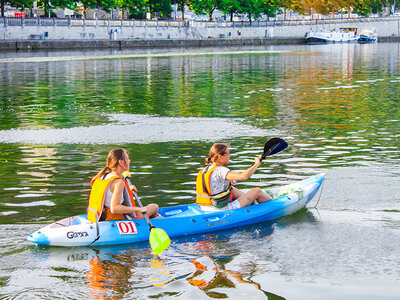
[[0, 43, 399, 299]]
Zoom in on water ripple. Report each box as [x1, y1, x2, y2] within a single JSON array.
[[0, 114, 279, 145], [3, 200, 55, 207]]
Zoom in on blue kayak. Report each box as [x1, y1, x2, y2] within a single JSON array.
[[27, 173, 325, 247]]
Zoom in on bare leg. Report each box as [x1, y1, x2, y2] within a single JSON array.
[[232, 187, 244, 199], [236, 188, 272, 208]]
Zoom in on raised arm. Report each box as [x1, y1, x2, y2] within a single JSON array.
[[225, 157, 262, 181]]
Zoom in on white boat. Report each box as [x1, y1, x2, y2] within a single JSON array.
[[305, 27, 359, 43], [358, 29, 378, 43]]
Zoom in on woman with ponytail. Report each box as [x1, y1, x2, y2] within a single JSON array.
[[89, 148, 159, 221], [196, 143, 272, 211]]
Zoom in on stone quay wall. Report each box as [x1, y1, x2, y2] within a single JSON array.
[[1, 17, 400, 50]]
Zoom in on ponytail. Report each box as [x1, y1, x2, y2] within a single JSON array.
[[91, 166, 111, 186]]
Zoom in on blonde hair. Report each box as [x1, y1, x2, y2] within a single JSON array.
[[205, 143, 229, 164], [91, 148, 126, 185]]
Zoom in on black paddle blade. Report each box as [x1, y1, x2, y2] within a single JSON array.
[[262, 138, 288, 159]]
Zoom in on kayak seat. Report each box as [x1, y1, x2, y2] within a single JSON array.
[[160, 204, 203, 218]]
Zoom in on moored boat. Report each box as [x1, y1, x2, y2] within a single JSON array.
[[306, 27, 359, 43], [358, 29, 378, 43], [27, 173, 325, 247]]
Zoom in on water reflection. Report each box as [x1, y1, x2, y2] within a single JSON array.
[[20, 221, 278, 299], [1, 44, 400, 298], [1, 44, 399, 131], [187, 255, 276, 299]]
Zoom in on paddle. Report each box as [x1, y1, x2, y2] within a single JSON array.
[[132, 190, 171, 255], [260, 137, 288, 161], [123, 174, 170, 255]]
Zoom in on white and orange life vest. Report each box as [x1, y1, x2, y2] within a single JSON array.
[[196, 165, 233, 206], [87, 175, 137, 222]]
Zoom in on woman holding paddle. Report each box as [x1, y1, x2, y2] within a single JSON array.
[[196, 143, 272, 211], [88, 148, 159, 221]]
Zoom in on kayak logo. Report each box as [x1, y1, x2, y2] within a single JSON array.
[[209, 220, 229, 227], [66, 231, 89, 239], [117, 221, 138, 235]]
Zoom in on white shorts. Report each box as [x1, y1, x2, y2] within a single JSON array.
[[200, 199, 241, 211]]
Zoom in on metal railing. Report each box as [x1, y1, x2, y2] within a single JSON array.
[[0, 17, 189, 27], [1, 16, 399, 28]]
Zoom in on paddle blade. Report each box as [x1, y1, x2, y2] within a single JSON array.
[[262, 138, 288, 159], [149, 227, 171, 255]]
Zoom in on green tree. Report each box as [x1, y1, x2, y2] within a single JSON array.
[[237, 0, 263, 22], [260, 0, 281, 18], [350, 0, 383, 16], [175, 0, 187, 20], [148, 0, 172, 18], [219, 0, 240, 21], [189, 0, 223, 21], [97, 0, 117, 15], [37, 0, 75, 17], [370, 0, 383, 13], [115, 0, 146, 18]]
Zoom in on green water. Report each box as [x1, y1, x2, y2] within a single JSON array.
[[0, 44, 399, 299]]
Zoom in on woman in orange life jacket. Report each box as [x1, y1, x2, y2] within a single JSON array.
[[91, 148, 159, 220], [196, 143, 272, 211]]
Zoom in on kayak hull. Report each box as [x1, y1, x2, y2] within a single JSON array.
[[27, 173, 325, 247]]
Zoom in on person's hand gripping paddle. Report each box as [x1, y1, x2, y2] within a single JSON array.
[[123, 172, 170, 256]]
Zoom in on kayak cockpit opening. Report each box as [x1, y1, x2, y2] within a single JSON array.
[[49, 215, 88, 228]]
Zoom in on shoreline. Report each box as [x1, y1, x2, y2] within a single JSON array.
[[0, 38, 304, 51], [1, 36, 399, 51]]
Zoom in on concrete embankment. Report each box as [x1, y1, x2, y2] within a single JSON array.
[[1, 36, 400, 51], [0, 37, 306, 50]]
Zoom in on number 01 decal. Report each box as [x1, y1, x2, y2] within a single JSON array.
[[116, 221, 138, 235]]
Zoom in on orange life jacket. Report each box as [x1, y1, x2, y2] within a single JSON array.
[[196, 165, 233, 206], [87, 175, 137, 222]]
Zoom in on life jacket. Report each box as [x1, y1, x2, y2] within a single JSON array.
[[196, 165, 233, 207], [87, 175, 137, 222]]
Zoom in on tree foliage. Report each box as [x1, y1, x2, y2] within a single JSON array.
[[218, 0, 240, 21], [175, 0, 188, 19], [189, 0, 224, 20], [148, 0, 172, 18], [116, 0, 146, 18], [37, 0, 75, 17], [0, 0, 391, 19], [351, 0, 383, 16], [260, 0, 282, 18]]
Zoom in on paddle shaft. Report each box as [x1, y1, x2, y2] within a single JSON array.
[[132, 191, 154, 228], [260, 143, 279, 161], [125, 178, 154, 229]]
